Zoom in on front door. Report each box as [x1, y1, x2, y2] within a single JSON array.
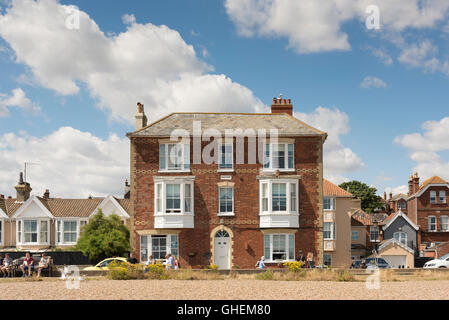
[[214, 230, 230, 269]]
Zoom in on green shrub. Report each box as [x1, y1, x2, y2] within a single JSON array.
[[256, 270, 274, 280], [145, 263, 169, 280], [107, 261, 144, 280], [283, 261, 305, 272]]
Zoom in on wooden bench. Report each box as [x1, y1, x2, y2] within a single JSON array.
[[11, 255, 54, 278]]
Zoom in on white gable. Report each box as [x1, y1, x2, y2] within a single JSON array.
[[12, 197, 54, 219], [90, 196, 130, 219], [0, 209, 8, 219]]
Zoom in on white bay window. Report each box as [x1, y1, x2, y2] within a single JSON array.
[[259, 179, 300, 228], [154, 177, 195, 229], [16, 219, 50, 245], [140, 234, 179, 261], [264, 234, 295, 262]]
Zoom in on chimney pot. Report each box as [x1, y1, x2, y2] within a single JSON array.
[[43, 189, 50, 199], [0, 194, 4, 199], [8, 196, 12, 199], [271, 96, 293, 116]]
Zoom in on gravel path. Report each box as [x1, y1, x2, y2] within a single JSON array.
[[1, 279, 448, 300]]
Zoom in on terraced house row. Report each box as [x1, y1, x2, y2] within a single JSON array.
[[0, 175, 131, 250]]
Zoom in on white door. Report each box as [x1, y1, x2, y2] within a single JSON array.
[[383, 255, 407, 269], [214, 230, 230, 270]]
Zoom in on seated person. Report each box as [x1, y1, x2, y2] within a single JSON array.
[[127, 253, 138, 265], [1, 254, 13, 278], [20, 252, 35, 277], [37, 253, 51, 279]]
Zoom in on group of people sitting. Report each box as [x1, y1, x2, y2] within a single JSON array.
[[0, 252, 51, 278]]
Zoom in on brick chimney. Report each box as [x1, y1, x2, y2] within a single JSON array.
[[135, 102, 148, 131], [0, 194, 4, 199], [15, 172, 32, 203], [408, 174, 414, 196], [271, 97, 293, 116], [413, 172, 420, 194], [43, 189, 50, 200]]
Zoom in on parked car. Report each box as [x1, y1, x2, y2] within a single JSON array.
[[364, 257, 390, 269], [83, 257, 128, 271], [423, 253, 449, 269]]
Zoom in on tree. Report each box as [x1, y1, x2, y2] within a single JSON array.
[[338, 180, 384, 213], [76, 210, 130, 263]]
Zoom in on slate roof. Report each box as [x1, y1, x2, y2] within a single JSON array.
[[0, 197, 131, 218], [127, 113, 327, 138], [351, 209, 388, 226], [323, 179, 354, 198]]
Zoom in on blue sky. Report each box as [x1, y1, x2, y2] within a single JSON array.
[[1, 0, 449, 198]]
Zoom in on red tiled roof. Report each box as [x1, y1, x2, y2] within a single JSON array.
[[351, 209, 388, 226], [323, 179, 353, 198], [419, 176, 448, 191]]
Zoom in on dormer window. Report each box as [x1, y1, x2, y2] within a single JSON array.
[[430, 191, 437, 204], [439, 191, 446, 204], [263, 143, 294, 171], [159, 143, 190, 172]]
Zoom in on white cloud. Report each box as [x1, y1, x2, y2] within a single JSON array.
[[360, 76, 387, 89], [0, 127, 129, 198], [0, 88, 41, 117], [225, 0, 449, 54], [384, 185, 409, 196], [394, 117, 449, 182], [369, 48, 393, 65], [0, 0, 265, 123], [121, 13, 136, 25], [295, 106, 365, 180]]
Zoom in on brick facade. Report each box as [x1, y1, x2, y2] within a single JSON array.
[[128, 102, 326, 269]]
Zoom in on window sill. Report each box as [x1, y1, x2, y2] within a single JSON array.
[[158, 170, 191, 174], [262, 169, 296, 173], [155, 212, 194, 216], [218, 213, 235, 217], [260, 212, 299, 216]]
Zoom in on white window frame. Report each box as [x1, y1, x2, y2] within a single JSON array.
[[16, 219, 50, 246], [370, 226, 380, 243], [263, 234, 295, 263], [159, 143, 190, 172], [394, 231, 407, 245], [440, 216, 449, 232], [140, 234, 179, 262], [259, 179, 299, 215], [56, 219, 84, 246], [398, 201, 406, 210], [218, 143, 234, 171], [154, 180, 194, 216], [351, 230, 359, 241], [218, 187, 234, 216], [263, 143, 295, 172], [430, 191, 437, 204], [324, 222, 336, 240], [428, 216, 437, 232], [439, 191, 446, 204], [323, 197, 335, 211]]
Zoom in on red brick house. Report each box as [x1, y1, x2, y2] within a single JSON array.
[[127, 98, 327, 269], [388, 173, 449, 258]]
